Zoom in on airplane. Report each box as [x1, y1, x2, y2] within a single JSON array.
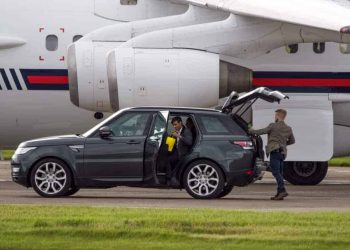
[[1, 0, 350, 186], [0, 0, 187, 147]]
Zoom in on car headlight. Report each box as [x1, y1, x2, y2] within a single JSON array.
[[14, 147, 37, 155]]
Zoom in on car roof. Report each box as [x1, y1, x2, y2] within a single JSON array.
[[129, 106, 222, 114]]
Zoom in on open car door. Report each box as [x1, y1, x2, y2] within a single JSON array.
[[222, 87, 289, 164], [144, 110, 169, 184], [222, 87, 289, 114]]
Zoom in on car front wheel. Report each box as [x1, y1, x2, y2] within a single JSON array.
[[63, 186, 80, 196], [183, 160, 225, 199], [30, 158, 72, 197]]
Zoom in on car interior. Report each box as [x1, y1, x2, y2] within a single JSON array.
[[155, 113, 199, 175]]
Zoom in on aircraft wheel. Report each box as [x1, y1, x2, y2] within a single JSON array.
[[284, 161, 328, 185]]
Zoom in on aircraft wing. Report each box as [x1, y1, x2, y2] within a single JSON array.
[[175, 0, 350, 33]]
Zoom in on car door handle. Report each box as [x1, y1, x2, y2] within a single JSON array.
[[126, 140, 141, 144]]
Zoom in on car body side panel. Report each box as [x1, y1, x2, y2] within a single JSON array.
[[11, 145, 83, 187], [81, 136, 146, 186], [176, 136, 255, 187]]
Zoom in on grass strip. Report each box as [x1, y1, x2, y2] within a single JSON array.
[[2, 150, 14, 161], [0, 205, 349, 250], [328, 156, 350, 167]]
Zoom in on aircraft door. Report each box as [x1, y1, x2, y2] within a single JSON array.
[[144, 111, 169, 183]]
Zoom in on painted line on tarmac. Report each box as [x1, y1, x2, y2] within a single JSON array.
[[333, 169, 350, 173], [258, 180, 350, 185], [321, 180, 350, 184]]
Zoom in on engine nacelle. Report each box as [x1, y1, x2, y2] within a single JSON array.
[[107, 48, 220, 111], [68, 5, 228, 112], [68, 41, 122, 112]]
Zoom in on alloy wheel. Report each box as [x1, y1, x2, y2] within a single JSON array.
[[187, 164, 219, 197], [34, 162, 67, 195]]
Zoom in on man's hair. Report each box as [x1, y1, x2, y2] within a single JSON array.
[[275, 109, 287, 118], [171, 116, 182, 124]]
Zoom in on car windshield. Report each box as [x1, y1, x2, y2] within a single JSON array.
[[82, 108, 129, 137]]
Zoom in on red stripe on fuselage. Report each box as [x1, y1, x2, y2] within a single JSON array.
[[27, 76, 68, 85], [253, 78, 350, 87]]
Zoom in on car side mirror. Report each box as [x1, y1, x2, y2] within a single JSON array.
[[99, 126, 112, 138]]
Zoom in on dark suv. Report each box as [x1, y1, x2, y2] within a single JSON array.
[[11, 87, 287, 199]]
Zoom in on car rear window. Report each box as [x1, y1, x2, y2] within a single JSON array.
[[197, 114, 246, 135]]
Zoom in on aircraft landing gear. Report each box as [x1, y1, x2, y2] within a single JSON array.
[[283, 161, 328, 185]]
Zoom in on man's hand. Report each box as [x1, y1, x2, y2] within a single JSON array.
[[172, 131, 181, 138]]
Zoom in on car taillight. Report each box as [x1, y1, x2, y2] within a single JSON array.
[[245, 170, 254, 176], [232, 140, 254, 150]]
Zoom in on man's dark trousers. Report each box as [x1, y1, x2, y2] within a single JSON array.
[[167, 147, 179, 181], [270, 151, 286, 194]]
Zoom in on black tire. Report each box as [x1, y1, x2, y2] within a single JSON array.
[[183, 160, 225, 199], [63, 186, 80, 196], [283, 161, 328, 185], [30, 158, 72, 197], [217, 185, 234, 198]]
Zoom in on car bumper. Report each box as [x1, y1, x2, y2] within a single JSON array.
[[224, 151, 264, 186], [11, 157, 31, 187]]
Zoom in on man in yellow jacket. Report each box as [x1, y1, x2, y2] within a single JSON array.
[[249, 109, 295, 200]]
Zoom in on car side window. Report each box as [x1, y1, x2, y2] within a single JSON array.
[[107, 112, 151, 137], [148, 113, 168, 148], [152, 114, 167, 137], [198, 115, 230, 134], [197, 115, 245, 135]]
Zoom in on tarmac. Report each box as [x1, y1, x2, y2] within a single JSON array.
[[1, 161, 350, 211]]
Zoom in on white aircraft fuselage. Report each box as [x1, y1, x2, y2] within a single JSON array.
[[0, 0, 186, 148], [1, 0, 350, 164]]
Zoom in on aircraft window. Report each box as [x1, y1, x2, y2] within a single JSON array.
[[285, 44, 298, 54], [73, 35, 83, 42], [120, 0, 137, 5], [313, 42, 325, 54], [46, 35, 58, 51], [339, 43, 350, 54]]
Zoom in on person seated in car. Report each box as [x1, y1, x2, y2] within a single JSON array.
[[167, 116, 193, 184]]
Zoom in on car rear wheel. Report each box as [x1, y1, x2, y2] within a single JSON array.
[[217, 185, 234, 198], [31, 158, 72, 197], [183, 160, 225, 199]]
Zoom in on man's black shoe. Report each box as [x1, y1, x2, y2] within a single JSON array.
[[270, 194, 281, 200], [279, 191, 288, 198], [271, 191, 288, 200]]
